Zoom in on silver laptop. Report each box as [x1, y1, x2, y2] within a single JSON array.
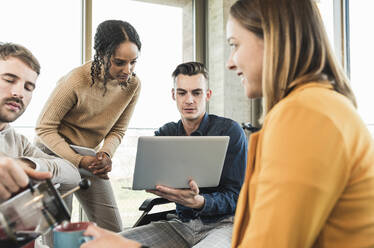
[[132, 136, 230, 190]]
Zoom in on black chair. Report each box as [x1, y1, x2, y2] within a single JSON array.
[[133, 197, 176, 227], [241, 122, 261, 133]]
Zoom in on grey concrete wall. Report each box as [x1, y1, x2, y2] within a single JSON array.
[[207, 0, 253, 128], [136, 0, 190, 7], [183, 1, 194, 62]]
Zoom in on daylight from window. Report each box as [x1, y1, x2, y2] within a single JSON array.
[[1, 0, 190, 226], [349, 0, 374, 132]]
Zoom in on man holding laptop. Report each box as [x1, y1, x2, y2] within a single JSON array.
[[120, 62, 248, 247]]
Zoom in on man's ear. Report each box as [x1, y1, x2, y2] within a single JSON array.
[[206, 89, 212, 101], [171, 88, 176, 101]]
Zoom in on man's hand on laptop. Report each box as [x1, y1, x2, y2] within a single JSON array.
[[147, 179, 205, 209], [0, 156, 51, 201]]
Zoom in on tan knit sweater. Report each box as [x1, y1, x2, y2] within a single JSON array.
[[35, 61, 141, 167]]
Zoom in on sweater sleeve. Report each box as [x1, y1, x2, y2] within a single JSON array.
[[238, 104, 349, 247], [19, 133, 81, 186], [35, 75, 83, 167], [100, 79, 141, 157]]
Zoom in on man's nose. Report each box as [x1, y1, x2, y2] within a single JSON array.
[[185, 93, 194, 103], [11, 82, 24, 99]]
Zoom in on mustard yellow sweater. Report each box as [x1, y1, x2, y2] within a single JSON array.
[[35, 62, 141, 167], [232, 83, 374, 247]]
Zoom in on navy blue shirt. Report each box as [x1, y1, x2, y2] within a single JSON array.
[[155, 113, 247, 223]]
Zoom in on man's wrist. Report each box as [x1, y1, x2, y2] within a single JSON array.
[[99, 151, 111, 158], [17, 158, 36, 169], [193, 195, 205, 210]]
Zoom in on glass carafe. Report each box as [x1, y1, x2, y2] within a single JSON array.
[[0, 179, 70, 248]]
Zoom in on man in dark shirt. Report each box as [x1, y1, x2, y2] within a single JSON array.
[[120, 62, 247, 248]]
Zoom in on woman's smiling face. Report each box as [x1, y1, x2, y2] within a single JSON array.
[[226, 15, 264, 99]]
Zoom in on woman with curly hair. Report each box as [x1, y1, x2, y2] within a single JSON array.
[[35, 19, 142, 232]]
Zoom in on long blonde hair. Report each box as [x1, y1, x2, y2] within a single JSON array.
[[230, 0, 357, 116]]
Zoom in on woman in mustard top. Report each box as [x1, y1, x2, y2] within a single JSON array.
[[226, 0, 374, 247]]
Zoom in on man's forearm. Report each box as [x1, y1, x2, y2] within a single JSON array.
[[198, 189, 239, 216], [27, 156, 81, 186]]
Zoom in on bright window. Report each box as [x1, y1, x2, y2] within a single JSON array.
[[1, 0, 82, 222], [349, 0, 374, 134], [2, 0, 194, 227], [1, 0, 82, 128], [316, 0, 335, 53]]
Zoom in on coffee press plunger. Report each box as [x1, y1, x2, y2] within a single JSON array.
[[0, 178, 90, 248]]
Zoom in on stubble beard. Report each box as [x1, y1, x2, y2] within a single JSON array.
[[0, 101, 25, 124]]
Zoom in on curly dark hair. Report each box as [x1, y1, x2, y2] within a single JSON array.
[[91, 20, 141, 94]]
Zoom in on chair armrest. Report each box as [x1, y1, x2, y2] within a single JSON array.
[[139, 197, 172, 212], [241, 122, 260, 132], [133, 197, 175, 227]]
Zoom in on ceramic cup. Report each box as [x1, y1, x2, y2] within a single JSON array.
[[53, 222, 93, 248]]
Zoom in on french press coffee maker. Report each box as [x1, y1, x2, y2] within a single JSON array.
[[0, 178, 90, 248]]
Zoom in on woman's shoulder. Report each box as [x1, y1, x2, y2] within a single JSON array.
[[273, 83, 353, 115], [57, 62, 92, 88], [265, 82, 360, 133], [67, 62, 92, 81]]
